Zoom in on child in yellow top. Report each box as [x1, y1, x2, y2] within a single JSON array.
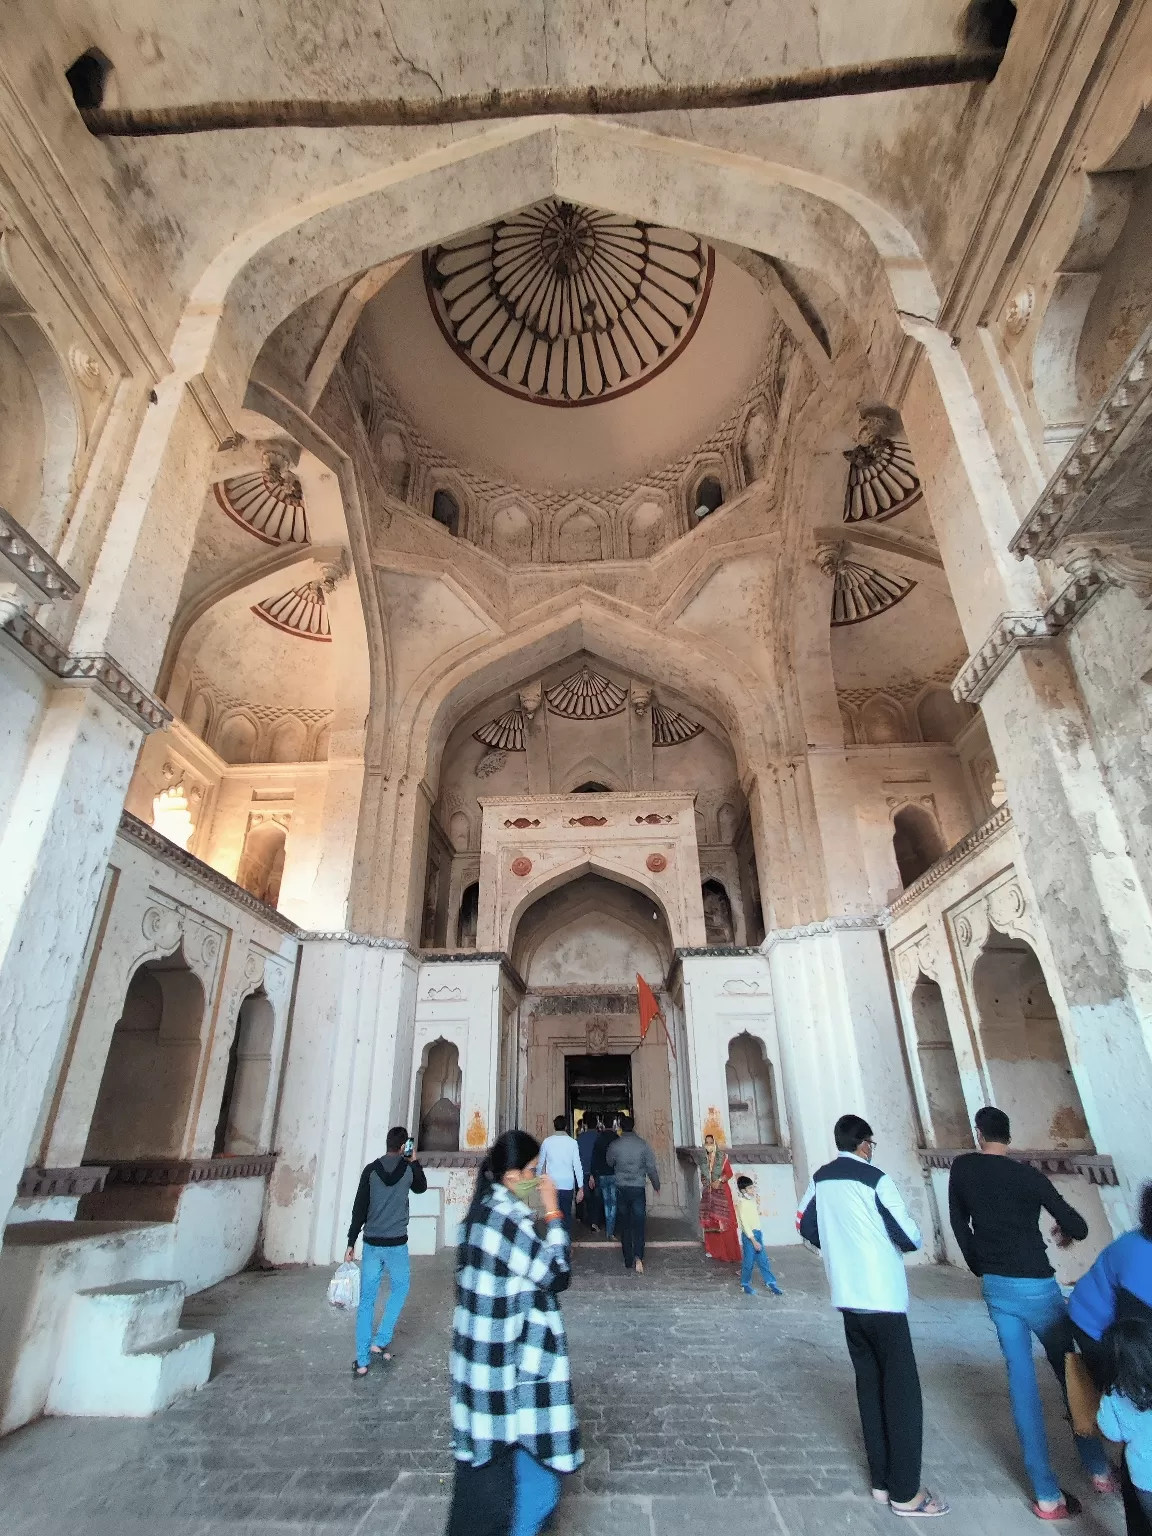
[[736, 1175, 783, 1296]]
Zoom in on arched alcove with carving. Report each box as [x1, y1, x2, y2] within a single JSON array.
[[725, 1033, 779, 1146], [892, 804, 946, 889], [908, 977, 972, 1147], [235, 819, 288, 908], [213, 991, 276, 1156], [416, 1038, 463, 1152]]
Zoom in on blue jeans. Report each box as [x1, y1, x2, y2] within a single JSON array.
[[512, 1448, 562, 1536], [598, 1174, 617, 1239], [355, 1243, 411, 1368], [981, 1274, 1110, 1502], [740, 1230, 782, 1293]]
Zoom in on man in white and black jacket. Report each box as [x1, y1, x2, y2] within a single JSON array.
[[797, 1114, 949, 1519], [345, 1126, 427, 1376]]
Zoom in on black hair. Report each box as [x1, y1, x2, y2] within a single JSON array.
[[1139, 1181, 1152, 1242], [1101, 1317, 1152, 1413], [737, 1175, 754, 1192], [457, 1129, 541, 1265], [834, 1114, 873, 1153], [386, 1125, 409, 1153], [975, 1105, 1011, 1144], [619, 1114, 634, 1134], [554, 1115, 567, 1132]]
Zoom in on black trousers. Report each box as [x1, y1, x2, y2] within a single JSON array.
[[616, 1185, 647, 1266], [1073, 1323, 1152, 1536], [842, 1310, 923, 1505]]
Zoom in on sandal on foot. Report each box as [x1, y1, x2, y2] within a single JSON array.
[[1091, 1473, 1118, 1496], [1029, 1493, 1081, 1521], [873, 1490, 890, 1504], [891, 1491, 949, 1517], [352, 1362, 369, 1378], [369, 1347, 395, 1364]]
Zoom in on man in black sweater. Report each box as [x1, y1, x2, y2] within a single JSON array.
[[948, 1106, 1113, 1517], [345, 1126, 427, 1377]]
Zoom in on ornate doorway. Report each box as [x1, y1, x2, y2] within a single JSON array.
[[565, 1052, 633, 1127]]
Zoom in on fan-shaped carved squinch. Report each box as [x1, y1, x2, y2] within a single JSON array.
[[214, 460, 310, 545], [545, 666, 628, 719], [424, 199, 714, 406], [829, 560, 916, 625], [473, 708, 526, 751], [252, 581, 331, 640], [843, 436, 921, 523], [652, 702, 703, 745]]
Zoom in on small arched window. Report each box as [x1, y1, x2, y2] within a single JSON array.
[[573, 782, 611, 794], [432, 489, 460, 536], [692, 476, 724, 519], [892, 805, 945, 889], [457, 883, 479, 949]]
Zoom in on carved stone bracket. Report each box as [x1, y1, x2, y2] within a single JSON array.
[[951, 565, 1110, 704], [18, 1164, 109, 1198], [0, 504, 80, 607], [1, 610, 171, 732], [101, 1155, 277, 1185]]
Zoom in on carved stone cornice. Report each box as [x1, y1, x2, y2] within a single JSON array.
[[101, 1155, 277, 1186], [919, 1147, 1117, 1187], [951, 565, 1111, 704], [1, 610, 171, 732], [18, 1164, 108, 1198], [0, 505, 79, 604], [118, 812, 299, 933], [887, 804, 1013, 919], [760, 912, 886, 953], [301, 930, 410, 950], [1011, 320, 1152, 569]]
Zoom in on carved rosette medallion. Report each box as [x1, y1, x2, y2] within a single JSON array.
[[511, 856, 533, 877], [142, 905, 182, 951], [646, 852, 668, 873]]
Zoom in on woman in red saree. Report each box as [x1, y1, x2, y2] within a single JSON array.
[[697, 1135, 742, 1262]]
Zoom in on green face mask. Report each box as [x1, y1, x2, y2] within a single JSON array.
[[511, 1175, 539, 1205]]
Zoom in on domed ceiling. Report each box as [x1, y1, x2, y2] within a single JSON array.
[[356, 201, 776, 492]]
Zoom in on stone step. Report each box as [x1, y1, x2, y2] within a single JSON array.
[[45, 1279, 214, 1418]]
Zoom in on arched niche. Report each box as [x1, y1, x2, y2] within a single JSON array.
[[490, 501, 535, 563], [555, 505, 607, 563], [725, 1033, 779, 1146], [213, 991, 276, 1156], [84, 954, 205, 1161], [892, 804, 945, 888], [861, 695, 907, 745], [702, 879, 735, 945], [217, 713, 259, 764], [432, 487, 460, 536], [236, 819, 288, 908], [692, 474, 724, 519], [268, 715, 307, 763], [456, 882, 479, 949], [908, 976, 973, 1147], [916, 687, 973, 744], [416, 1038, 462, 1152], [971, 935, 1092, 1151], [511, 870, 672, 986]]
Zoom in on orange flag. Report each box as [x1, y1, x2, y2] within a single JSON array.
[[636, 974, 676, 1058]]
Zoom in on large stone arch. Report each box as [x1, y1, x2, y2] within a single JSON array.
[[503, 855, 680, 955]]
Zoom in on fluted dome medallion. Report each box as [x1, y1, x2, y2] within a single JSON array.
[[214, 462, 310, 545], [651, 702, 703, 746], [473, 709, 526, 752], [252, 581, 331, 641], [843, 436, 922, 523], [424, 200, 714, 406], [545, 666, 628, 719], [830, 560, 916, 626]]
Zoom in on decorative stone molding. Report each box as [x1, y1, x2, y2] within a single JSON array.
[[919, 1148, 1117, 1187], [652, 701, 703, 745], [213, 452, 310, 545], [1009, 319, 1152, 601], [545, 665, 627, 719], [1, 611, 171, 732], [101, 1155, 278, 1186], [424, 200, 713, 407], [299, 930, 410, 949], [252, 580, 332, 640], [119, 812, 299, 932], [760, 913, 886, 953], [474, 709, 526, 751], [887, 805, 1013, 918], [951, 566, 1111, 703], [18, 1164, 108, 1198], [0, 504, 80, 605], [417, 1151, 485, 1169], [843, 435, 922, 523]]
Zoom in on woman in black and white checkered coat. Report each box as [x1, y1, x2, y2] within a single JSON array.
[[446, 1129, 583, 1536]]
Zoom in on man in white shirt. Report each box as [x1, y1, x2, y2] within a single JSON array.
[[797, 1114, 948, 1520], [537, 1115, 585, 1232]]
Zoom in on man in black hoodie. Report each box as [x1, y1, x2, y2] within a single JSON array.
[[345, 1126, 427, 1376]]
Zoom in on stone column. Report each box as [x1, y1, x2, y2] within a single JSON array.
[[263, 937, 419, 1266], [902, 329, 1152, 1206]]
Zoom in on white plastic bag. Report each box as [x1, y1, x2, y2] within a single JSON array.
[[327, 1259, 360, 1310]]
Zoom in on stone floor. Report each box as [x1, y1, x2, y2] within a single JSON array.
[[0, 1246, 1126, 1536]]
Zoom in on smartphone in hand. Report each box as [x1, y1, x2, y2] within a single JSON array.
[[402, 1138, 415, 1158]]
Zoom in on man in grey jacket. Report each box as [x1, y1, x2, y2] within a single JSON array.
[[345, 1126, 427, 1376], [606, 1115, 661, 1273]]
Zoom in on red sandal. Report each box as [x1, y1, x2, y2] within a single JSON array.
[[1029, 1492, 1081, 1521]]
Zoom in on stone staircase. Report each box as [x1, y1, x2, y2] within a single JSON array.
[[46, 1278, 214, 1418]]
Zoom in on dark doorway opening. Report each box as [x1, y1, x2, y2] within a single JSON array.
[[565, 1053, 633, 1130]]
